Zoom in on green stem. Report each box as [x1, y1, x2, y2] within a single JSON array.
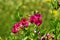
[[54, 19, 58, 40], [55, 24, 57, 40], [55, 0, 58, 40], [51, 0, 58, 39]]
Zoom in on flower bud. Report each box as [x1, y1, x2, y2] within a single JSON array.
[[41, 37, 45, 40]]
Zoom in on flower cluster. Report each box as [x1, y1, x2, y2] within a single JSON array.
[[12, 23, 20, 34], [41, 33, 54, 40], [12, 13, 42, 34], [19, 18, 29, 29], [12, 18, 29, 34], [30, 13, 42, 26]]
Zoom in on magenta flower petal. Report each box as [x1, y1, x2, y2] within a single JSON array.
[[13, 23, 19, 28], [12, 28, 18, 33], [30, 16, 35, 23], [30, 13, 42, 26], [35, 13, 42, 19], [12, 23, 20, 34], [25, 21, 29, 28], [19, 18, 29, 28], [34, 20, 42, 26], [35, 13, 41, 17]]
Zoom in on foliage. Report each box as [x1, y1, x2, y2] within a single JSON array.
[[0, 0, 60, 40]]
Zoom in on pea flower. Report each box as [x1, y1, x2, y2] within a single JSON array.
[[51, 36, 54, 40], [12, 23, 20, 34], [46, 33, 51, 39], [19, 18, 29, 29], [30, 13, 42, 26], [12, 18, 29, 34], [46, 33, 55, 40], [41, 37, 45, 40]]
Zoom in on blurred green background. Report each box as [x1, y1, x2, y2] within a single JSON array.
[[0, 0, 60, 40]]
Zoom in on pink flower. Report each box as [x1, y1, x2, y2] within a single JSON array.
[[12, 23, 20, 34], [51, 36, 54, 40], [41, 37, 45, 40], [30, 13, 42, 26], [30, 16, 35, 23], [11, 18, 29, 33], [46, 33, 50, 37], [19, 18, 29, 29]]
